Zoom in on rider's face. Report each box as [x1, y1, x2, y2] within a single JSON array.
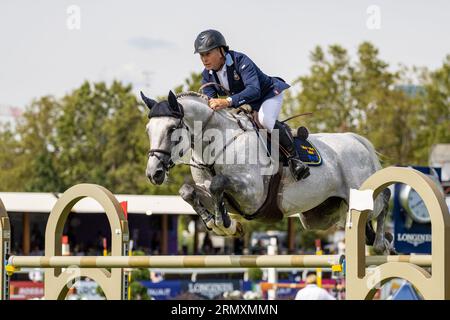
[[200, 48, 224, 71]]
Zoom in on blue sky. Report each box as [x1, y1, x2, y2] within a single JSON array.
[[1, 0, 449, 108]]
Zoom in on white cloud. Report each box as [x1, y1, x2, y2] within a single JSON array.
[[127, 37, 176, 50]]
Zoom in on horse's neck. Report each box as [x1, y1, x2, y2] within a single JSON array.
[[180, 98, 249, 164], [180, 98, 239, 133], [180, 97, 275, 178]]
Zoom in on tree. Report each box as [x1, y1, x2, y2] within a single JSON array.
[[52, 81, 148, 194], [0, 96, 62, 192], [0, 124, 25, 191], [0, 81, 190, 195], [173, 72, 203, 94], [291, 42, 447, 167], [414, 55, 450, 162]]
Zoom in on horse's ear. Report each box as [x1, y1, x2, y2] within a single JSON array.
[[167, 90, 180, 112], [140, 91, 157, 110]]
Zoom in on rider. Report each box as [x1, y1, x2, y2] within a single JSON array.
[[194, 29, 310, 181]]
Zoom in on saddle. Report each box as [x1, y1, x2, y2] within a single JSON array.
[[223, 106, 321, 223], [234, 106, 320, 164]]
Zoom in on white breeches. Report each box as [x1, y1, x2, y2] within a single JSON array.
[[257, 92, 284, 132]]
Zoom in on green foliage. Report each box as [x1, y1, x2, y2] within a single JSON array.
[[296, 226, 328, 252], [128, 250, 151, 300], [290, 42, 449, 167], [173, 72, 203, 94], [413, 55, 450, 162], [0, 125, 25, 191], [129, 281, 150, 300], [247, 268, 263, 281], [0, 80, 192, 194]]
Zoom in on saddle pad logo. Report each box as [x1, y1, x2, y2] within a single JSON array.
[[294, 138, 322, 166], [264, 134, 322, 167], [301, 145, 316, 155]]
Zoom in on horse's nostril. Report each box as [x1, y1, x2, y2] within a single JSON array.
[[153, 169, 164, 180]]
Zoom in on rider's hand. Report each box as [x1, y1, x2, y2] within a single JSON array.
[[209, 98, 230, 110]]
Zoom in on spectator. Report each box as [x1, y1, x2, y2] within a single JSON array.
[[295, 273, 336, 300], [253, 239, 265, 255]]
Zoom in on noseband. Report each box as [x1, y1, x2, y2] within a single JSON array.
[[148, 118, 185, 171]]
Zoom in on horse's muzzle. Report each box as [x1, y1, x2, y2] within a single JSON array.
[[148, 168, 165, 185]]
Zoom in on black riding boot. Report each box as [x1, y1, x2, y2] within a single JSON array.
[[273, 121, 310, 181]]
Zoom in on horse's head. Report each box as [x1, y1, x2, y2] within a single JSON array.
[[141, 90, 185, 185]]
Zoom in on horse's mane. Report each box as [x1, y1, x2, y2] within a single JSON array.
[[175, 91, 252, 127], [176, 91, 209, 104]]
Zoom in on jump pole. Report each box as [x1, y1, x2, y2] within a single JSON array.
[[7, 254, 433, 269], [8, 254, 343, 269]]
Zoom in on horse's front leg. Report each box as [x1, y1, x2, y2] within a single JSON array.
[[178, 183, 226, 236], [209, 175, 244, 237]]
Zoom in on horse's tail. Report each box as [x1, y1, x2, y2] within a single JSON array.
[[347, 133, 382, 171]]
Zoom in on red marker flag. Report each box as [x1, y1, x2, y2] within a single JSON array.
[[120, 201, 128, 220]]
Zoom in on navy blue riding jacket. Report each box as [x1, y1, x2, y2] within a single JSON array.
[[201, 50, 290, 112]]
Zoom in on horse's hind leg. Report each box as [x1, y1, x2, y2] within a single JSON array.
[[366, 218, 394, 246], [373, 188, 397, 255], [365, 222, 376, 246], [179, 183, 226, 236], [209, 175, 244, 237]]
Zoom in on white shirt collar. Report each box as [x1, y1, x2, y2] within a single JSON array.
[[219, 62, 227, 74]]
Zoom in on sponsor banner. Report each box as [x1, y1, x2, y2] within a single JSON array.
[[9, 281, 44, 300], [140, 280, 182, 300], [396, 233, 432, 247], [393, 166, 440, 254], [140, 280, 253, 300], [10, 280, 104, 300], [183, 280, 239, 299]]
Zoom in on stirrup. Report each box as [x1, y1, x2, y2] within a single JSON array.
[[289, 158, 310, 181]]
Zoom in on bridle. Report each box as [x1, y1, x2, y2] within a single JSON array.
[[147, 95, 256, 176], [147, 119, 184, 171], [147, 103, 218, 173]]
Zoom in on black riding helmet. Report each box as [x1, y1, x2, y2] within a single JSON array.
[[194, 29, 229, 54]]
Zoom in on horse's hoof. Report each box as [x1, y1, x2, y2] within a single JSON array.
[[383, 232, 398, 255], [373, 239, 390, 255], [384, 231, 394, 243], [389, 247, 398, 255]]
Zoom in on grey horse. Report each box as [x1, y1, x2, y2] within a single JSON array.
[[141, 90, 394, 255]]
